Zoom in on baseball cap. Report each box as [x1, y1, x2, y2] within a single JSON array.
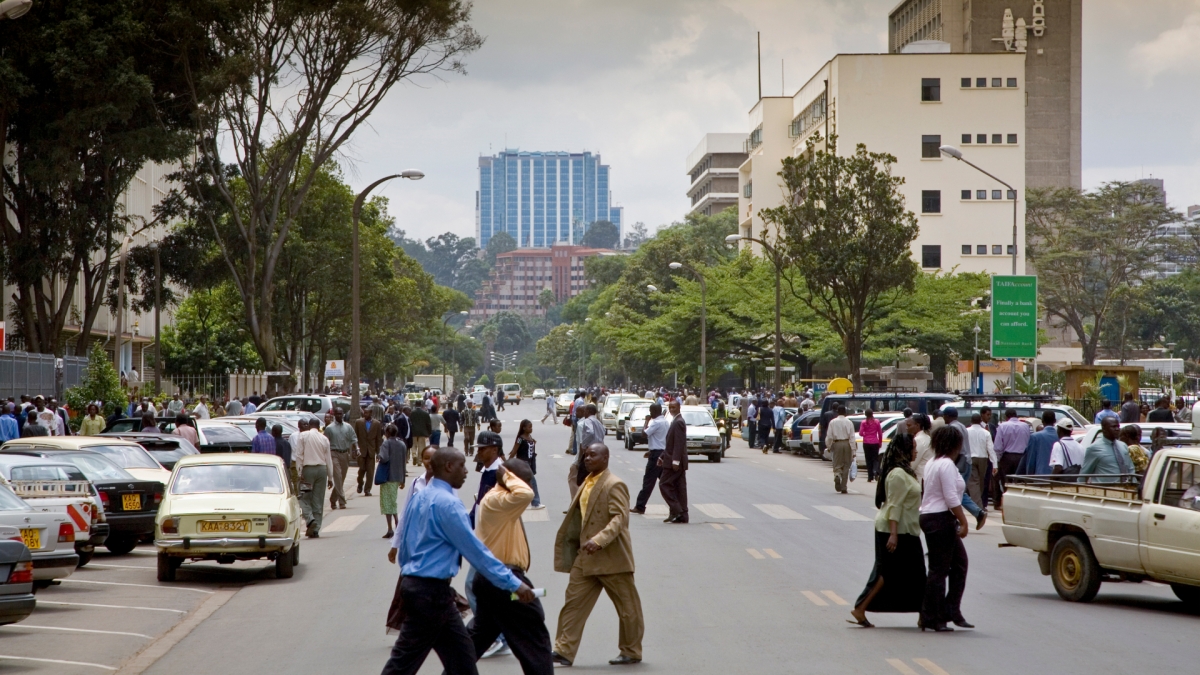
[[475, 430, 503, 448], [1055, 417, 1074, 430]]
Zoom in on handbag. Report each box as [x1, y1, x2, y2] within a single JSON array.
[[562, 415, 572, 427], [375, 460, 391, 486]]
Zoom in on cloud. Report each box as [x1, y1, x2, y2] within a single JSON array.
[[1130, 9, 1200, 79]]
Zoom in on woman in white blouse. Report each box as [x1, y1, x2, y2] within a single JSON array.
[[919, 425, 971, 633]]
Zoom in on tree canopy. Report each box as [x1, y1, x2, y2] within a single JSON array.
[[581, 220, 619, 249]]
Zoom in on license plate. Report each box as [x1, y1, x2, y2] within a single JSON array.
[[19, 528, 39, 550], [122, 494, 141, 511], [687, 441, 701, 448], [199, 520, 250, 533]]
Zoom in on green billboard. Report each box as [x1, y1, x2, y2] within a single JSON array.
[[991, 275, 1037, 359]]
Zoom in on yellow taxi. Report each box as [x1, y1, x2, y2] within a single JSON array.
[[155, 453, 301, 581]]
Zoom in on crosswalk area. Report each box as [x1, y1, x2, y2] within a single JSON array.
[[633, 501, 877, 523]]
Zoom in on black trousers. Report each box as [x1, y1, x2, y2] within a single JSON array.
[[659, 466, 688, 521], [382, 577, 477, 675], [746, 420, 757, 447], [919, 512, 968, 625], [635, 450, 663, 511], [994, 452, 1022, 508], [772, 427, 784, 452], [862, 443, 881, 481], [757, 422, 771, 447], [470, 569, 553, 675]]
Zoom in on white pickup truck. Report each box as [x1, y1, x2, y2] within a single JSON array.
[[1001, 445, 1200, 607]]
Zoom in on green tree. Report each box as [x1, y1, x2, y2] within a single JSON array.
[[1027, 181, 1179, 364], [622, 221, 650, 250], [485, 231, 517, 266], [877, 272, 992, 387], [160, 285, 262, 376], [65, 343, 130, 420], [536, 324, 579, 379], [763, 135, 919, 387], [581, 220, 619, 249], [1120, 271, 1200, 362]]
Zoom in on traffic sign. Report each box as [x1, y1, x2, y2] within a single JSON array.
[[324, 360, 345, 377], [991, 275, 1037, 359]]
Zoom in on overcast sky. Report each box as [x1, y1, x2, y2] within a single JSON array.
[[346, 0, 1200, 243]]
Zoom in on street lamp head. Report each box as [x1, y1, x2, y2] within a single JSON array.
[[459, 310, 468, 315], [148, 241, 159, 251], [724, 234, 744, 244], [401, 170, 425, 180], [973, 324, 981, 335], [0, 0, 33, 20], [646, 284, 658, 292], [668, 262, 683, 270], [939, 145, 963, 160]]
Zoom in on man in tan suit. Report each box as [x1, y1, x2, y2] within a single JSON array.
[[354, 407, 385, 497], [552, 443, 644, 667]]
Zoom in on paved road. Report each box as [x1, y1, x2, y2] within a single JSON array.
[[17, 408, 1198, 674]]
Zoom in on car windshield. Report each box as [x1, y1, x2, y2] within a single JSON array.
[[0, 484, 31, 511], [629, 408, 652, 423], [202, 425, 253, 444], [60, 453, 134, 480], [681, 412, 715, 427], [107, 420, 138, 433], [171, 464, 283, 494], [84, 444, 161, 469]]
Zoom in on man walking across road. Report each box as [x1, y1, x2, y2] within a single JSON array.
[[409, 401, 432, 467], [827, 405, 856, 494], [658, 401, 689, 523], [461, 402, 478, 457], [383, 447, 536, 675], [292, 420, 334, 538], [992, 408, 1031, 509], [356, 407, 385, 497], [324, 408, 357, 510], [542, 394, 556, 425], [552, 443, 644, 667], [631, 404, 668, 515]]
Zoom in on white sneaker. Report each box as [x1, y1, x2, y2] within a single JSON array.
[[529, 504, 546, 510], [482, 641, 511, 658]]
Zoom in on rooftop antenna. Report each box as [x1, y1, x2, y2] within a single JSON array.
[[757, 32, 762, 100]]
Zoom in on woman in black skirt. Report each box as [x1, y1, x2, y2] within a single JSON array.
[[849, 433, 926, 627]]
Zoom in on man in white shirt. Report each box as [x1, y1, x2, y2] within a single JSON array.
[[291, 419, 334, 537], [1048, 418, 1085, 477], [966, 413, 997, 508], [166, 394, 184, 416], [632, 404, 669, 514], [826, 406, 856, 494], [192, 396, 211, 420]]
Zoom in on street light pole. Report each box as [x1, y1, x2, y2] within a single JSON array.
[[351, 170, 423, 417], [668, 262, 707, 392], [940, 145, 1020, 393], [113, 236, 132, 375], [727, 233, 783, 392], [151, 241, 162, 394]]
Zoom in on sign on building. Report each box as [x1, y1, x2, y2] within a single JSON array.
[[324, 360, 345, 378], [991, 275, 1038, 359]]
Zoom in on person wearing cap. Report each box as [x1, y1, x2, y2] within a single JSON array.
[[1017, 410, 1060, 476], [466, 430, 511, 659], [1049, 418, 1085, 478]]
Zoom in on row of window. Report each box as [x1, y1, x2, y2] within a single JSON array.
[[962, 77, 1019, 89], [962, 244, 1016, 256], [920, 76, 1019, 102], [920, 244, 1019, 269], [962, 133, 1018, 145], [922, 189, 1015, 213], [921, 134, 1017, 158], [963, 189, 1017, 200]]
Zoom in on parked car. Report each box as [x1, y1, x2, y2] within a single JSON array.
[[220, 416, 300, 441], [102, 415, 176, 434], [99, 432, 200, 470], [946, 399, 1089, 433], [0, 454, 106, 566], [156, 453, 301, 581], [1077, 422, 1193, 447], [82, 441, 172, 485], [256, 394, 350, 416], [193, 420, 255, 453], [252, 410, 323, 431], [0, 472, 80, 586], [0, 532, 35, 624], [0, 439, 163, 555]]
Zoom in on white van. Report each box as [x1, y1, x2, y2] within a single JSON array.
[[499, 383, 522, 405]]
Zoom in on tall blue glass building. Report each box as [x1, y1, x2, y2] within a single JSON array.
[[476, 150, 623, 249]]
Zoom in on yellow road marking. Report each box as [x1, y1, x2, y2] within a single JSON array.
[[821, 590, 848, 605], [711, 523, 723, 530], [763, 548, 782, 559], [746, 548, 765, 559], [914, 659, 952, 675], [886, 659, 921, 675], [800, 591, 828, 606]]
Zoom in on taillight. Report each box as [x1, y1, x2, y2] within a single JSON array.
[[161, 517, 179, 535], [152, 491, 163, 507], [7, 561, 32, 584], [99, 491, 110, 509], [58, 523, 74, 543], [268, 515, 286, 533], [6, 534, 21, 543]]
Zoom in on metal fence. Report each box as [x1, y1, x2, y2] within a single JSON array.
[[160, 374, 230, 403], [0, 351, 88, 399]]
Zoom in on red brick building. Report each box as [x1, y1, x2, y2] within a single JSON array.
[[469, 244, 621, 321]]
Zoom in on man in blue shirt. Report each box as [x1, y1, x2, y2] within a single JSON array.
[[384, 447, 535, 675], [1093, 400, 1119, 425], [1017, 411, 1059, 475], [0, 404, 19, 442], [250, 418, 276, 455]]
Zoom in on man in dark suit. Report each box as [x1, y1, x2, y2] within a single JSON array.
[[659, 401, 689, 524], [354, 407, 385, 496], [394, 406, 412, 450]]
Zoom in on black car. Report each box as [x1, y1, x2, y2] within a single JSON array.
[[0, 447, 162, 555], [99, 432, 200, 470], [0, 539, 35, 625]]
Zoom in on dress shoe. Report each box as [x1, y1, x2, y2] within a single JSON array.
[[364, 492, 372, 497], [609, 655, 641, 665], [663, 516, 676, 523], [670, 517, 688, 524], [356, 485, 363, 494], [550, 651, 572, 666], [952, 618, 974, 628], [630, 508, 646, 514], [975, 510, 987, 530]]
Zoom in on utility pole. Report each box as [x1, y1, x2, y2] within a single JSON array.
[[152, 242, 162, 394]]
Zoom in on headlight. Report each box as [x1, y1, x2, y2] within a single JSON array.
[[705, 436, 719, 444], [161, 517, 180, 534]]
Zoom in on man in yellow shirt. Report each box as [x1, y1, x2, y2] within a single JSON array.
[[471, 459, 553, 674]]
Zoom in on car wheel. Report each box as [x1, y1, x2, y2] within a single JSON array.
[[157, 552, 178, 582], [105, 534, 137, 556], [291, 542, 300, 567], [1050, 535, 1101, 602], [709, 452, 721, 463], [625, 435, 633, 451], [1171, 583, 1200, 609], [76, 549, 93, 568], [276, 547, 295, 579]]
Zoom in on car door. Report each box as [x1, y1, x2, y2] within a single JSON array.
[[1143, 458, 1200, 583]]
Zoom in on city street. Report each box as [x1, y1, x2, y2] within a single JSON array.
[[1, 413, 1194, 674]]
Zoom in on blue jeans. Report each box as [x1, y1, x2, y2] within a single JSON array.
[[530, 475, 541, 507]]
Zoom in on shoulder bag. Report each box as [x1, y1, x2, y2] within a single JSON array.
[[1055, 440, 1080, 482]]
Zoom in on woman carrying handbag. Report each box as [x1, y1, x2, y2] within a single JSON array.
[[376, 424, 408, 538]]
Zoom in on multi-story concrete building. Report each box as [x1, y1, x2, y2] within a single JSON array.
[[737, 51, 1027, 275], [685, 134, 746, 217], [468, 244, 621, 321], [476, 149, 623, 249], [888, 0, 1082, 191]]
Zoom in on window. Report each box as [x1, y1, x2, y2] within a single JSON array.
[[1007, 189, 1017, 200], [961, 77, 971, 88], [1007, 133, 1018, 144], [922, 245, 942, 269], [961, 189, 972, 200], [976, 77, 987, 88], [976, 190, 987, 200], [962, 245, 972, 255], [961, 134, 972, 144], [977, 134, 987, 144], [922, 135, 941, 158], [1007, 77, 1018, 88], [992, 134, 1003, 144], [921, 78, 941, 102], [992, 190, 1002, 200], [992, 77, 1002, 88], [977, 245, 987, 255], [922, 190, 941, 213], [1007, 244, 1016, 255], [743, 181, 752, 198], [992, 245, 1003, 255]]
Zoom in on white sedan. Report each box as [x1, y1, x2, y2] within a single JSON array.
[[532, 389, 547, 399]]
